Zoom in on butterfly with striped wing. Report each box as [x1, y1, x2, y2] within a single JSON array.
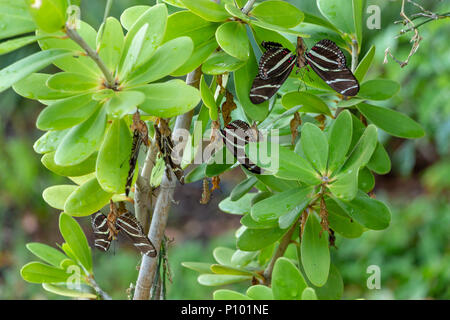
[[91, 201, 157, 257], [219, 120, 263, 174], [249, 38, 359, 104]]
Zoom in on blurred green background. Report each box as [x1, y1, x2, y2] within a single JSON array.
[[0, 0, 449, 300]]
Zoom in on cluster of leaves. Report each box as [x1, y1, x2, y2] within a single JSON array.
[[0, 0, 426, 299]]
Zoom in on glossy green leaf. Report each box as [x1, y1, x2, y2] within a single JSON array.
[[64, 177, 113, 217], [355, 45, 375, 81], [301, 287, 318, 300], [230, 176, 258, 201], [225, 4, 249, 22], [42, 283, 97, 299], [326, 197, 364, 238], [42, 151, 96, 177], [358, 167, 375, 193], [246, 285, 274, 300], [317, 0, 354, 34], [21, 262, 70, 284], [55, 107, 107, 166], [254, 175, 300, 192], [0, 1, 35, 40], [200, 75, 218, 121], [0, 35, 48, 55], [251, 23, 295, 52], [213, 289, 251, 300], [251, 0, 304, 28], [281, 92, 332, 116], [367, 142, 391, 174], [358, 79, 400, 100], [59, 213, 92, 272], [162, 0, 186, 9], [272, 257, 307, 300], [37, 95, 98, 131], [25, 0, 67, 33], [46, 72, 99, 93], [231, 250, 258, 267], [213, 247, 234, 266], [96, 119, 132, 194], [181, 262, 213, 274], [302, 12, 340, 32], [184, 163, 207, 183], [0, 48, 72, 93], [357, 103, 425, 138], [198, 274, 251, 286], [237, 226, 287, 251], [234, 49, 269, 121], [341, 124, 378, 171], [202, 51, 246, 75], [137, 80, 201, 118], [301, 123, 329, 173], [119, 23, 148, 81], [13, 73, 73, 101], [327, 110, 353, 173], [219, 193, 255, 215], [335, 191, 391, 230], [105, 91, 145, 118], [352, 0, 363, 48], [26, 243, 67, 267], [250, 20, 309, 37], [42, 185, 77, 210], [33, 129, 70, 154], [181, 0, 230, 22], [251, 186, 314, 222], [312, 264, 344, 300], [97, 17, 124, 72], [301, 214, 330, 287], [120, 5, 150, 31], [205, 146, 235, 177], [216, 21, 249, 61], [328, 167, 358, 201], [211, 264, 253, 276]]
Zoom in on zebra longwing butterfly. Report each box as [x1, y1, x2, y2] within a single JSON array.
[[219, 120, 263, 174], [91, 201, 157, 257], [154, 118, 185, 184], [125, 111, 150, 197], [249, 38, 359, 104]]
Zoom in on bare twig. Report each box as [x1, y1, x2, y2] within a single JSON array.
[[65, 26, 116, 88], [350, 39, 358, 73], [87, 275, 112, 300], [133, 68, 202, 300], [242, 0, 257, 15]]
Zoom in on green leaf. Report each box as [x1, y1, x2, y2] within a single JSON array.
[[317, 0, 354, 34], [246, 285, 274, 300], [42, 185, 77, 210], [36, 94, 98, 131], [301, 214, 330, 287], [119, 4, 167, 72], [0, 35, 48, 55], [25, 0, 67, 33], [162, 0, 186, 9], [55, 106, 107, 166], [21, 262, 70, 284], [225, 4, 249, 22], [105, 91, 145, 118], [26, 243, 67, 267], [213, 289, 251, 300], [357, 79, 400, 100], [96, 119, 132, 194], [241, 212, 278, 229], [0, 1, 35, 40], [352, 0, 363, 48], [272, 257, 307, 300], [184, 163, 207, 183], [13, 73, 73, 101], [251, 186, 314, 222], [313, 264, 344, 300], [202, 51, 246, 75], [301, 287, 318, 300], [327, 110, 353, 173], [251, 0, 304, 28], [198, 274, 251, 286], [254, 175, 300, 192], [281, 92, 332, 116], [335, 191, 391, 230], [181, 262, 213, 274], [251, 23, 295, 52], [355, 45, 375, 81], [219, 193, 255, 215], [211, 264, 254, 276], [341, 124, 378, 171], [213, 247, 234, 266], [216, 21, 249, 61], [301, 123, 329, 173], [231, 250, 258, 267], [357, 103, 425, 138], [120, 6, 150, 31], [367, 142, 391, 174], [64, 176, 113, 217], [181, 0, 230, 22], [326, 197, 364, 238], [127, 36, 194, 85], [205, 146, 235, 177], [42, 283, 97, 299], [358, 167, 375, 193], [237, 226, 287, 251], [230, 176, 258, 201], [137, 80, 201, 118], [119, 23, 148, 81], [46, 72, 99, 93], [250, 20, 309, 37], [59, 213, 92, 272], [200, 75, 218, 121], [328, 167, 358, 201], [42, 151, 96, 177], [0, 48, 72, 93], [302, 12, 340, 33], [97, 17, 124, 72]]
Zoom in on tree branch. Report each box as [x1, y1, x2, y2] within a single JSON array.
[[133, 67, 202, 300], [351, 39, 358, 73], [242, 0, 256, 15], [65, 26, 116, 88]]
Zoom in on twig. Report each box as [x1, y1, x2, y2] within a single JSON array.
[[87, 275, 112, 300], [133, 67, 202, 300], [242, 0, 256, 15], [65, 25, 116, 88], [263, 222, 298, 284], [350, 39, 358, 73]]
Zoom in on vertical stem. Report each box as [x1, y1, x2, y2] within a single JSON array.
[[351, 39, 359, 73], [242, 0, 256, 14]]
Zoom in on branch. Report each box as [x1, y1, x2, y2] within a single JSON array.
[[350, 39, 358, 73], [242, 0, 256, 15], [65, 26, 116, 88], [87, 276, 112, 300], [133, 67, 202, 300]]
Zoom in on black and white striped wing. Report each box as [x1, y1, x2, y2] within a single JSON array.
[[91, 212, 111, 252], [305, 39, 359, 96], [220, 120, 262, 174], [116, 212, 157, 257], [125, 130, 143, 196]]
